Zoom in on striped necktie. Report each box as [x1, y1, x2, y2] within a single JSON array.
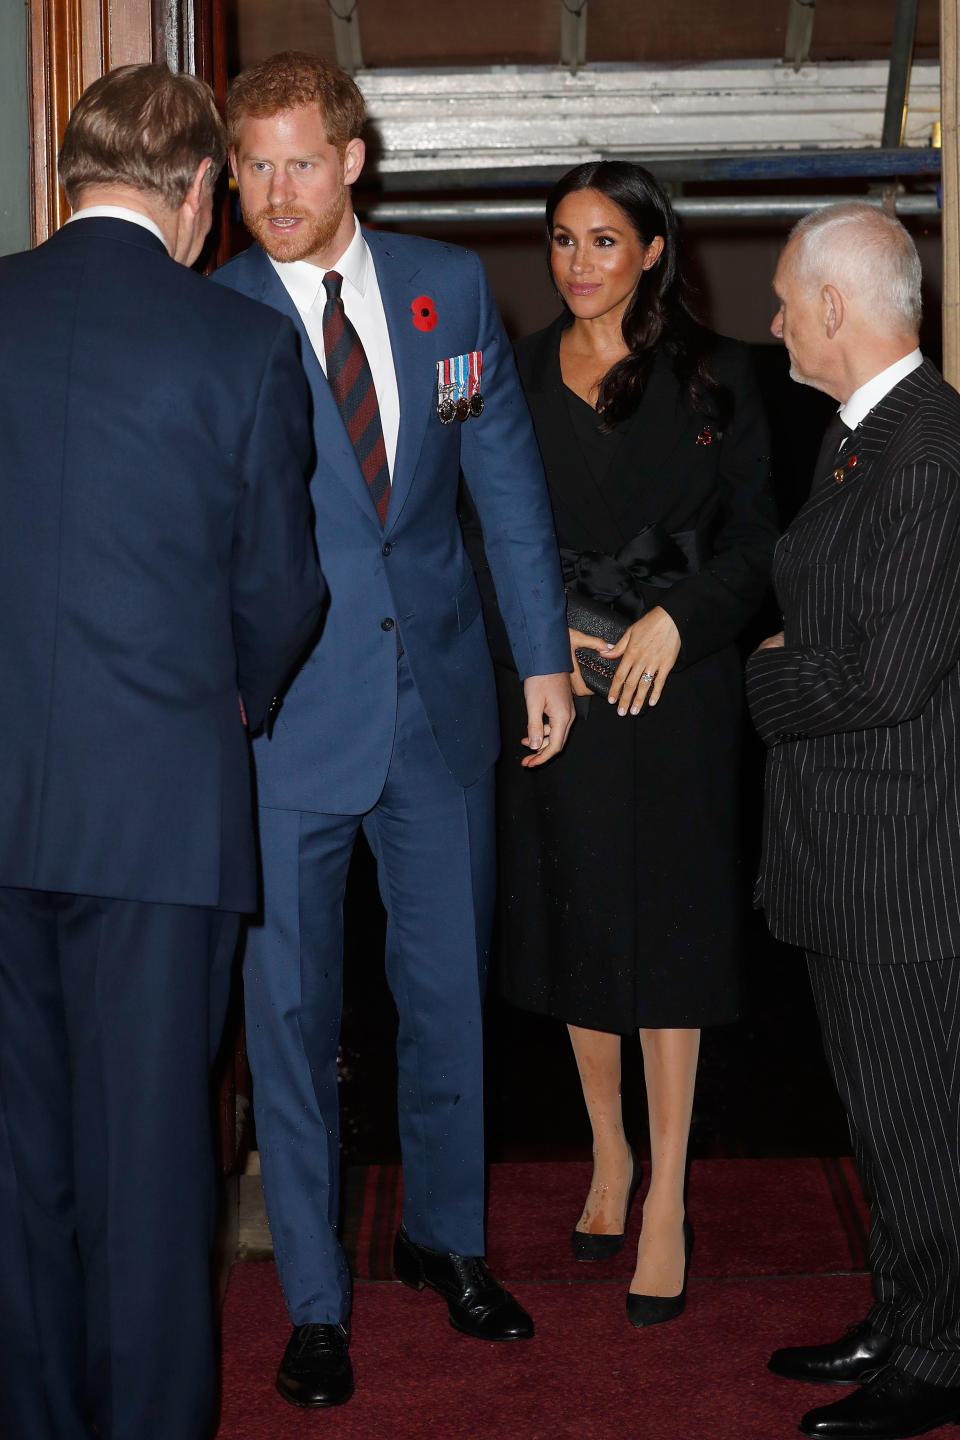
[[322, 270, 391, 524]]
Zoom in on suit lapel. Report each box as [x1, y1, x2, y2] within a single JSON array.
[[242, 245, 382, 526], [793, 359, 940, 525], [522, 319, 625, 551], [364, 229, 433, 529], [599, 355, 692, 532]]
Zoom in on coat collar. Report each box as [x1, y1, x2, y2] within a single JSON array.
[[518, 314, 694, 551], [363, 227, 432, 529], [49, 214, 168, 258], [517, 315, 625, 550], [234, 233, 434, 533], [795, 358, 942, 520], [239, 244, 382, 525], [846, 356, 941, 458]]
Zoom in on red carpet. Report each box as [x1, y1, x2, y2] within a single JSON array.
[[342, 1156, 870, 1280], [216, 1158, 895, 1440]]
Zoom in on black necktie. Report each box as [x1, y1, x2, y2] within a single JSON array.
[[321, 271, 391, 525], [813, 412, 853, 483]]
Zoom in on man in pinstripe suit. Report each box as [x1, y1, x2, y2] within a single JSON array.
[[748, 203, 960, 1440]]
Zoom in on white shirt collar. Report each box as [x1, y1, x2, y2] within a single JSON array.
[[840, 349, 924, 432], [65, 205, 168, 252], [268, 216, 370, 316]]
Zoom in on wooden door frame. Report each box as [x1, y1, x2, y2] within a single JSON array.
[[27, 0, 223, 245]]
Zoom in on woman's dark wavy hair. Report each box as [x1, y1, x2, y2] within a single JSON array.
[[546, 160, 728, 429]]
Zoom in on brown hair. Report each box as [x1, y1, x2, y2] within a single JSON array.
[[58, 63, 226, 210], [226, 51, 366, 152]]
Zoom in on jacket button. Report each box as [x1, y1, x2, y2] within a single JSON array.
[[382, 541, 392, 556], [381, 617, 395, 631]]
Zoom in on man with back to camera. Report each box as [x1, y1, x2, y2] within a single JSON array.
[[0, 63, 323, 1440], [748, 202, 960, 1439], [214, 50, 575, 1408]]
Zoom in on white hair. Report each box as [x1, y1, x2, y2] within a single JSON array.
[[788, 202, 922, 332]]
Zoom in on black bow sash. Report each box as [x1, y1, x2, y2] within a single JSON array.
[[561, 525, 700, 621]]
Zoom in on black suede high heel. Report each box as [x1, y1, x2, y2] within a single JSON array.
[[570, 1146, 640, 1261], [625, 1216, 693, 1328]]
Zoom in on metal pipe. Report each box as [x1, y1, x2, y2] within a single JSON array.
[[881, 0, 920, 148], [560, 0, 587, 75], [357, 194, 941, 225], [329, 0, 364, 76], [783, 0, 816, 71], [370, 148, 942, 193]]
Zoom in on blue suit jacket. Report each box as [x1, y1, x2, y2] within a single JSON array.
[[213, 229, 569, 813], [0, 218, 324, 910]]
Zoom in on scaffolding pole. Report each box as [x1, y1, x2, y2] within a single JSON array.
[[942, 0, 960, 387], [882, 0, 919, 148]]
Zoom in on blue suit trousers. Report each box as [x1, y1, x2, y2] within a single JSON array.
[[245, 656, 495, 1324]]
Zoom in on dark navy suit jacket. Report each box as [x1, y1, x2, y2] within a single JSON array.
[[0, 217, 324, 911], [213, 229, 570, 814]]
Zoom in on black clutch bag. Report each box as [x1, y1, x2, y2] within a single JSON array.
[[565, 589, 630, 698]]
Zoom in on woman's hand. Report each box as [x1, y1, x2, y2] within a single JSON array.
[[568, 626, 610, 697], [605, 606, 681, 715]]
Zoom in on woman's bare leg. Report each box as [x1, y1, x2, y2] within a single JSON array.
[[629, 1027, 700, 1295], [568, 1023, 633, 1232]]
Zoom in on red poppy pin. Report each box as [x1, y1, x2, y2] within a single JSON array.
[[832, 453, 859, 483], [696, 426, 713, 446], [411, 295, 437, 331]]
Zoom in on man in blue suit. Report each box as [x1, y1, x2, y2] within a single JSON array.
[[215, 51, 574, 1408], [0, 65, 323, 1440]]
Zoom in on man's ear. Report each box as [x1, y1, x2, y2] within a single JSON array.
[[228, 147, 240, 186], [184, 157, 214, 219], [823, 284, 844, 340], [342, 137, 365, 188], [171, 157, 215, 266]]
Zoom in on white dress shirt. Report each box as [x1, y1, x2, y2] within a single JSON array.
[[65, 204, 168, 251], [840, 348, 924, 432], [269, 217, 400, 479]]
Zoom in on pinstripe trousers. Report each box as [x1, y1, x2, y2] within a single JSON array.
[[808, 952, 960, 1386]]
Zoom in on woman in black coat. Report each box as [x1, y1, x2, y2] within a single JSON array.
[[490, 162, 777, 1326]]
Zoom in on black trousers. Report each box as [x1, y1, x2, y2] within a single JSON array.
[[808, 951, 960, 1386], [0, 888, 238, 1440]]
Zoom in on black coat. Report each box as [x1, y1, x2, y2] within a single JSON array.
[[486, 316, 778, 1031]]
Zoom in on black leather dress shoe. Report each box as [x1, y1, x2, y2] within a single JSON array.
[[393, 1225, 534, 1340], [769, 1319, 896, 1385], [799, 1364, 960, 1438], [275, 1322, 353, 1407]]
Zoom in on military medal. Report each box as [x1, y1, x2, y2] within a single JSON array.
[[453, 354, 471, 421], [436, 360, 456, 424], [468, 350, 484, 416], [437, 351, 484, 422]]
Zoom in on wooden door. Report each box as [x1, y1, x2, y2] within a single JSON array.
[[28, 0, 226, 244]]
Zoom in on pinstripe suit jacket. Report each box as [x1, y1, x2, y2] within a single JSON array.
[[746, 360, 960, 964]]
